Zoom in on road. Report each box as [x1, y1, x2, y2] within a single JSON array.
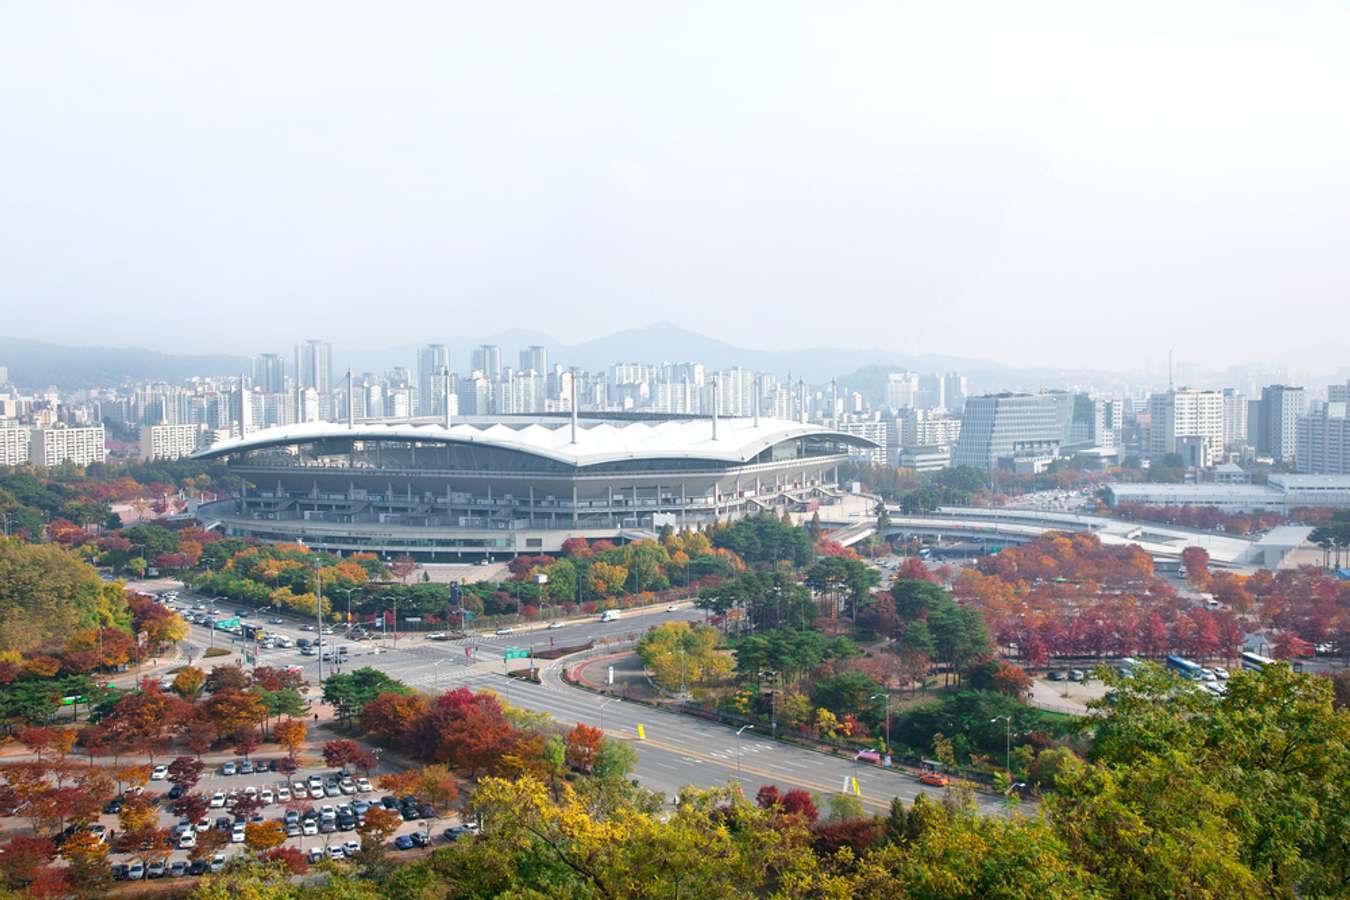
[[160, 587, 1011, 817]]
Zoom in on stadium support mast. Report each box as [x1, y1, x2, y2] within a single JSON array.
[[346, 369, 354, 427], [443, 367, 452, 428], [753, 374, 760, 428], [711, 373, 719, 441], [570, 369, 579, 444]]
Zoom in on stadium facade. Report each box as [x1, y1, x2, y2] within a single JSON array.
[[193, 413, 874, 557]]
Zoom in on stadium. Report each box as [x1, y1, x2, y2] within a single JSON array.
[[193, 413, 875, 558]]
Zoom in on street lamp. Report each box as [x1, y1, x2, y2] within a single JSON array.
[[432, 659, 448, 693], [599, 697, 621, 734], [870, 692, 891, 752], [735, 724, 754, 785], [760, 670, 780, 739], [990, 715, 1012, 787]]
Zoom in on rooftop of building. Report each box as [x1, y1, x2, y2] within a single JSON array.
[[194, 415, 876, 467]]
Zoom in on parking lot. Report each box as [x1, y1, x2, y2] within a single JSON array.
[[85, 758, 473, 882]]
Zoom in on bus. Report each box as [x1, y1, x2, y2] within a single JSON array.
[[1165, 655, 1204, 680], [241, 623, 267, 641], [1240, 651, 1275, 672]]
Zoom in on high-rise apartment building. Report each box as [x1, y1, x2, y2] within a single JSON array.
[[953, 393, 1064, 472], [1296, 405, 1350, 475], [252, 353, 286, 394], [941, 373, 968, 412], [417, 344, 450, 417], [139, 423, 206, 461], [1147, 388, 1224, 466], [0, 423, 30, 466], [519, 345, 548, 374], [1254, 385, 1305, 462], [1221, 389, 1248, 448], [885, 372, 921, 410], [294, 340, 332, 394], [837, 416, 888, 465], [472, 345, 502, 380], [30, 425, 106, 469]]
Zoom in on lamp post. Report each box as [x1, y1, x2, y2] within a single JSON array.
[[990, 715, 1012, 786], [432, 659, 447, 693], [871, 692, 891, 752], [298, 539, 323, 688], [760, 670, 780, 739], [735, 724, 754, 786], [599, 697, 621, 734]]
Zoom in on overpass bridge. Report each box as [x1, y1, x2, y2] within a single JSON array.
[[829, 504, 1261, 569]]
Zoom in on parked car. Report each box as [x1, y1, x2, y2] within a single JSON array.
[[112, 863, 129, 881], [410, 831, 430, 847], [127, 861, 145, 881], [221, 761, 237, 776], [1213, 666, 1229, 679], [443, 825, 477, 841], [302, 819, 318, 836], [277, 785, 291, 802], [355, 777, 372, 793], [188, 860, 207, 876], [1068, 669, 1085, 682], [343, 839, 361, 856], [209, 792, 225, 808], [209, 853, 226, 874], [291, 782, 308, 799], [170, 860, 189, 877], [151, 764, 168, 780], [394, 834, 415, 850], [239, 760, 254, 775], [1046, 670, 1065, 682], [307, 847, 324, 864]]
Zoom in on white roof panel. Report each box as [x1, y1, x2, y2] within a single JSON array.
[[194, 416, 876, 467]]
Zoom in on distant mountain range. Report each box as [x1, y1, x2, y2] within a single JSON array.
[[0, 336, 249, 391], [6, 323, 1333, 401]]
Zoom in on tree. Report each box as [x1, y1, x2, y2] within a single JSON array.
[[188, 828, 229, 862], [0, 835, 55, 890], [244, 820, 288, 853], [274, 718, 307, 761], [358, 806, 402, 849], [593, 737, 638, 782], [377, 769, 421, 797], [324, 668, 413, 724], [262, 846, 310, 874], [418, 764, 459, 813], [636, 621, 732, 693], [358, 691, 429, 747], [181, 720, 218, 758], [232, 728, 260, 760], [60, 830, 110, 892], [170, 666, 206, 698], [167, 755, 204, 791], [564, 723, 604, 773]]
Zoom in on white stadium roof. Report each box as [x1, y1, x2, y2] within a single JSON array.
[[194, 416, 875, 468]]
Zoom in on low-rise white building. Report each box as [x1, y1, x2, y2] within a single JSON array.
[[1106, 474, 1350, 513]]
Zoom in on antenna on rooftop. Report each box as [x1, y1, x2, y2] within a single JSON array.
[[1168, 349, 1174, 392]]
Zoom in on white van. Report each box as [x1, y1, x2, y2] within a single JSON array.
[[600, 610, 621, 623]]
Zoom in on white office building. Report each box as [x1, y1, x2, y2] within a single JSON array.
[[953, 393, 1063, 472], [1147, 388, 1224, 467]]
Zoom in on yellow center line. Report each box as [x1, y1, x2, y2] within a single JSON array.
[[624, 734, 896, 808]]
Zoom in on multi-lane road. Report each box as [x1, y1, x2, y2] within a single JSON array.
[[163, 588, 1009, 816]]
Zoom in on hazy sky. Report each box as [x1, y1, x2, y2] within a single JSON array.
[[3, 2, 1348, 369]]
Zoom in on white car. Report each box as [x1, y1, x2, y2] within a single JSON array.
[[308, 775, 324, 793], [302, 819, 318, 836], [495, 627, 514, 635], [209, 792, 226, 808], [178, 830, 196, 849], [355, 777, 372, 793], [666, 605, 678, 612], [276, 786, 291, 802], [150, 764, 168, 780], [343, 839, 361, 856], [547, 621, 563, 629], [292, 782, 309, 799], [260, 788, 274, 805], [1213, 666, 1229, 680], [328, 845, 345, 861], [231, 824, 245, 843]]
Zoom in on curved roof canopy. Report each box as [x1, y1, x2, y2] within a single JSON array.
[[194, 417, 876, 468]]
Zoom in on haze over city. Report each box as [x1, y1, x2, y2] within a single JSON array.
[[4, 2, 1350, 370], [2, 4, 1350, 897]]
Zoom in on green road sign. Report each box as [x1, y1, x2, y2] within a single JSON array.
[[503, 648, 529, 660], [214, 618, 240, 629], [61, 695, 88, 706]]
